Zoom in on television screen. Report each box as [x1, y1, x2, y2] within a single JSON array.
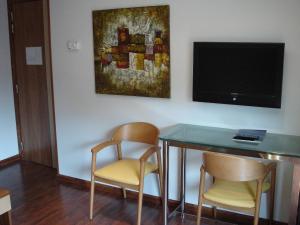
[[193, 42, 285, 108]]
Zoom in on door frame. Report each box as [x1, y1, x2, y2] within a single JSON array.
[[6, 0, 58, 170]]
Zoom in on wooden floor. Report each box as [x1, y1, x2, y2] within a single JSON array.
[[0, 161, 233, 225]]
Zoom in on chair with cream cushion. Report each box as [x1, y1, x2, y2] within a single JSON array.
[[89, 122, 162, 225], [197, 152, 276, 225], [0, 188, 12, 225]]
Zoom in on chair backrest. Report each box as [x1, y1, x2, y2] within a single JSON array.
[[203, 152, 266, 182], [112, 122, 159, 145]]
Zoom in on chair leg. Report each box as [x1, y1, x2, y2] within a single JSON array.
[[212, 206, 217, 219], [196, 196, 203, 225], [254, 206, 261, 225], [156, 150, 163, 198], [197, 167, 206, 225], [156, 173, 162, 198], [122, 188, 127, 199], [89, 176, 95, 220], [269, 166, 276, 225], [137, 162, 145, 225], [137, 184, 144, 225], [254, 180, 263, 225]]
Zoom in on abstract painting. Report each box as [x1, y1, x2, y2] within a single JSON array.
[[93, 5, 170, 98]]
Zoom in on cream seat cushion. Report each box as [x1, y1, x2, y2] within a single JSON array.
[[94, 159, 157, 186], [203, 179, 270, 208]]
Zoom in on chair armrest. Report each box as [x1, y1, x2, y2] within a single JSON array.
[[91, 140, 121, 154], [91, 140, 121, 173], [139, 146, 160, 162]]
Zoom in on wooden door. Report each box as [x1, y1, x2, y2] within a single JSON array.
[[8, 0, 57, 168]]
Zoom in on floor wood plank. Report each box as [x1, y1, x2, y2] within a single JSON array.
[[0, 161, 234, 225]]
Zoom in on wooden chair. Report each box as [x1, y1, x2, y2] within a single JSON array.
[[197, 152, 276, 225], [0, 188, 12, 225], [89, 122, 162, 225]]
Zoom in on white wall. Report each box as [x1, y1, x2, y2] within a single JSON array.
[[0, 0, 19, 160], [50, 0, 300, 222]]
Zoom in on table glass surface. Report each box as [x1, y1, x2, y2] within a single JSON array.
[[159, 124, 300, 158]]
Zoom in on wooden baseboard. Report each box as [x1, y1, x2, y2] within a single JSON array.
[[0, 154, 20, 168], [57, 174, 287, 225], [57, 174, 161, 206]]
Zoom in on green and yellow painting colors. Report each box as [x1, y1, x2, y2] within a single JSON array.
[[93, 5, 170, 98]]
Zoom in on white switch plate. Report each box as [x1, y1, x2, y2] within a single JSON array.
[[67, 40, 81, 51]]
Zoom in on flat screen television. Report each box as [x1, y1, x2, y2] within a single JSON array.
[[193, 42, 285, 108]]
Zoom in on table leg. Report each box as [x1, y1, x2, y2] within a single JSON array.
[[289, 163, 300, 225], [163, 141, 169, 225], [180, 148, 187, 218]]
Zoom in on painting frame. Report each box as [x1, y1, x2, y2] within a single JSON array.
[[92, 5, 170, 98]]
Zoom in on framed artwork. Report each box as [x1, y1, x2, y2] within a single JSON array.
[[92, 5, 170, 98]]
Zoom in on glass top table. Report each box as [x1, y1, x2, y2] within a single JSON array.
[[159, 123, 300, 225], [160, 123, 300, 158]]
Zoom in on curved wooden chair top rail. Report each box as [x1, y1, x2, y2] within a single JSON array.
[[112, 122, 160, 145], [203, 152, 276, 182]]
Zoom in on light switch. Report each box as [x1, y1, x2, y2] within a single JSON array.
[[67, 40, 81, 51]]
